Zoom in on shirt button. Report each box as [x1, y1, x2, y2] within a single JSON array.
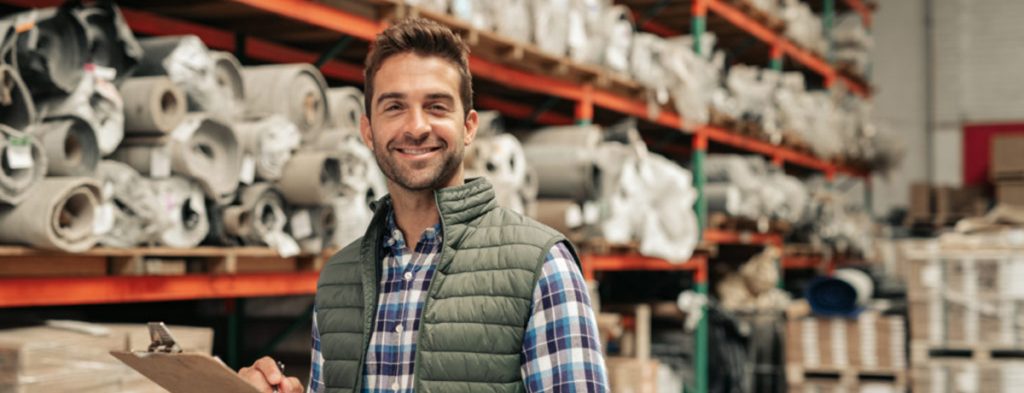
[[395, 324, 403, 333], [391, 381, 400, 390], [403, 272, 413, 281]]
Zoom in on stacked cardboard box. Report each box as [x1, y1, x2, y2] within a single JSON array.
[[785, 312, 906, 390], [992, 134, 1024, 207], [907, 183, 988, 226], [0, 323, 213, 393]]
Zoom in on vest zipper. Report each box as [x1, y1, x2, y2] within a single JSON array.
[[410, 193, 448, 391]]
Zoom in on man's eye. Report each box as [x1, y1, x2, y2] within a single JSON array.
[[429, 104, 448, 111], [385, 104, 401, 111]]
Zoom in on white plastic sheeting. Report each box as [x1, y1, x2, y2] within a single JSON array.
[[149, 176, 209, 248], [38, 67, 125, 156], [466, 132, 537, 216], [704, 154, 809, 224], [233, 115, 301, 181]]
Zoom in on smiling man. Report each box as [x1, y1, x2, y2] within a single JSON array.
[[240, 18, 607, 393]]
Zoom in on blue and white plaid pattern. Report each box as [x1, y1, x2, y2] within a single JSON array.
[[308, 212, 607, 393]]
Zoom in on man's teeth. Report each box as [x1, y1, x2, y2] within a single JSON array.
[[399, 148, 436, 154]]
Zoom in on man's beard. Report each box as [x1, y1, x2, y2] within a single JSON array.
[[372, 137, 463, 192]]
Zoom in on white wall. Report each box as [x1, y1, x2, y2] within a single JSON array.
[[868, 0, 928, 216]]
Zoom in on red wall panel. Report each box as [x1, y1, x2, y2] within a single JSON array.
[[962, 123, 1024, 185]]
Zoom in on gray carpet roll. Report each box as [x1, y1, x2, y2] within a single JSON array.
[[326, 86, 364, 133], [705, 182, 742, 215], [276, 150, 343, 206], [0, 127, 47, 205], [210, 51, 246, 120], [289, 205, 336, 255], [0, 177, 100, 252], [32, 117, 99, 176], [531, 0, 570, 56], [242, 64, 330, 142], [13, 7, 89, 96], [37, 69, 125, 156], [120, 76, 186, 135], [222, 182, 288, 246]]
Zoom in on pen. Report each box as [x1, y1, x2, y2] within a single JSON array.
[[272, 360, 286, 393]]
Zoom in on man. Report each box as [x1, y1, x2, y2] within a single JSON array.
[[240, 18, 607, 393]]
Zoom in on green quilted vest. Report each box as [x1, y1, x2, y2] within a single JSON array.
[[315, 178, 575, 393]]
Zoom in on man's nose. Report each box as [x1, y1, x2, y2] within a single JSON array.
[[404, 107, 431, 136]]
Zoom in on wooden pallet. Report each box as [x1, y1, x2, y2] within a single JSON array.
[[911, 341, 1024, 365], [577, 237, 642, 256], [786, 364, 908, 390], [0, 246, 334, 277]]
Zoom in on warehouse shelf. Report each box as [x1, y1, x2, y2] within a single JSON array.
[[628, 0, 871, 96], [580, 253, 707, 282], [704, 229, 783, 246], [0, 273, 319, 308], [0, 0, 872, 178]]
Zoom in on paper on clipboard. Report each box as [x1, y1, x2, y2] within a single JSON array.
[[110, 350, 260, 393], [108, 322, 260, 393]]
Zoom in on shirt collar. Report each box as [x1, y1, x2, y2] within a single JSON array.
[[383, 208, 442, 254]]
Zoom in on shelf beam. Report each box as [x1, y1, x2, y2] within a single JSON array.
[[0, 273, 319, 308]]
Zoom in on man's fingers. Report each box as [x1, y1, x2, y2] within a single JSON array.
[[238, 366, 274, 393], [284, 376, 303, 393], [253, 356, 284, 385]]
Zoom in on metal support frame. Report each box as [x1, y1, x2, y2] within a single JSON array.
[[575, 85, 594, 125], [257, 303, 316, 358], [691, 2, 708, 391], [315, 35, 354, 68], [823, 0, 836, 63], [226, 298, 246, 369], [770, 44, 784, 71]]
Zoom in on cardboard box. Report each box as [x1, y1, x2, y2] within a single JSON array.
[[605, 357, 659, 393], [786, 312, 906, 371], [996, 180, 1024, 206], [992, 134, 1024, 180], [913, 362, 1024, 393]]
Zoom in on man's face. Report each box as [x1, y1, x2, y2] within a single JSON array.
[[360, 52, 478, 192]]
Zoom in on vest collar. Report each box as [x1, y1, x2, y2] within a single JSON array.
[[368, 177, 497, 228]]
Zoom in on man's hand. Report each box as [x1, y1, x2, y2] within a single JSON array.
[[238, 356, 303, 393]]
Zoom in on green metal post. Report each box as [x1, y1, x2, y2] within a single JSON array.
[[691, 2, 708, 392], [823, 0, 836, 63], [227, 298, 245, 369]]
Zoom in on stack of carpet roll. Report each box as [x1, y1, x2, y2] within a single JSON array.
[[704, 154, 809, 226], [464, 111, 539, 216], [524, 121, 699, 263], [833, 13, 873, 76], [0, 4, 387, 255]]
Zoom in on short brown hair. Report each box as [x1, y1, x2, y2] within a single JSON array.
[[363, 18, 473, 119]]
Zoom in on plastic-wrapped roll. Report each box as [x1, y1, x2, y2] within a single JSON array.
[[13, 7, 88, 96], [451, 0, 491, 29], [233, 115, 301, 181], [326, 87, 364, 133], [96, 160, 168, 248], [466, 133, 532, 214], [223, 183, 288, 245], [704, 154, 759, 184], [521, 124, 604, 146], [71, 3, 143, 84], [531, 0, 570, 56], [0, 64, 37, 130], [310, 132, 387, 200], [150, 176, 209, 248], [493, 0, 531, 43], [705, 183, 742, 215], [242, 64, 330, 142], [331, 193, 372, 249], [289, 206, 337, 254], [534, 199, 583, 235], [112, 115, 242, 204], [0, 177, 100, 252], [209, 51, 246, 120], [0, 128, 47, 205], [404, 0, 448, 13], [120, 76, 186, 135], [638, 154, 698, 263], [276, 150, 343, 206], [134, 35, 219, 113], [629, 33, 668, 90], [38, 68, 125, 156], [602, 5, 634, 73], [32, 117, 99, 176]]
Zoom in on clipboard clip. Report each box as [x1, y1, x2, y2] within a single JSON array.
[[147, 322, 182, 353]]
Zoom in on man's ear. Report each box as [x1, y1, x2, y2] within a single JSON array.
[[359, 115, 374, 151], [463, 109, 479, 146]]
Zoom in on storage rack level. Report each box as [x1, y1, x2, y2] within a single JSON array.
[[0, 1, 876, 393]]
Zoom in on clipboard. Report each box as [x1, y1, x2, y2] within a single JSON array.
[[110, 322, 260, 393]]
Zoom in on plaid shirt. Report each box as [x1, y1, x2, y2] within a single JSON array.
[[308, 212, 608, 392]]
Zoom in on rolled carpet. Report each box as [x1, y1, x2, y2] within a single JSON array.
[[120, 76, 186, 135], [32, 117, 100, 176], [96, 160, 168, 248], [222, 182, 289, 246], [276, 150, 343, 206], [326, 86, 364, 133], [0, 177, 100, 252], [242, 64, 330, 142], [13, 7, 89, 96], [233, 115, 301, 181], [0, 64, 37, 130]]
